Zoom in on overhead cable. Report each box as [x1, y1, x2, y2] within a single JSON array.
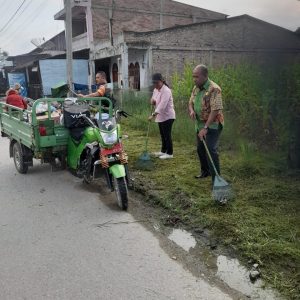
[[0, 0, 27, 34]]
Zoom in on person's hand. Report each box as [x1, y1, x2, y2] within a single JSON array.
[[148, 115, 154, 122], [150, 99, 156, 106], [189, 109, 196, 120], [198, 128, 208, 141], [77, 93, 85, 98]]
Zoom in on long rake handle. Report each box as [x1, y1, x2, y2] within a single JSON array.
[[202, 139, 220, 177], [144, 121, 151, 152], [144, 105, 154, 152]]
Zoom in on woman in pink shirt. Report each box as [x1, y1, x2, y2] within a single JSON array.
[[148, 73, 176, 159]]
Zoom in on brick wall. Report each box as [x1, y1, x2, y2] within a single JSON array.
[[123, 15, 300, 84], [151, 49, 300, 85], [242, 17, 300, 49], [91, 0, 226, 41], [125, 16, 300, 50]]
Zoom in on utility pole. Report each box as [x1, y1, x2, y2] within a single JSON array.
[[160, 0, 164, 30], [65, 0, 73, 94]]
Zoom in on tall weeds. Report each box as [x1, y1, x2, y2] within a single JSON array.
[[121, 63, 300, 167], [171, 63, 300, 164]]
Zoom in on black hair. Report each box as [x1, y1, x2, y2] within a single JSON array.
[[152, 73, 169, 87], [195, 64, 208, 77], [96, 71, 107, 80]]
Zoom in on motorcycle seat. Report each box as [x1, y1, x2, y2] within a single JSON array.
[[69, 127, 86, 142]]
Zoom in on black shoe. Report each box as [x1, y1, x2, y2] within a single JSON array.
[[195, 172, 210, 179]]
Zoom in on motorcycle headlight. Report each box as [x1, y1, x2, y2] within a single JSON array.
[[100, 129, 118, 145]]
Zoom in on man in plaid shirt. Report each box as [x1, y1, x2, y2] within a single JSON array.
[[188, 65, 224, 181]]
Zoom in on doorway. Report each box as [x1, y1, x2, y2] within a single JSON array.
[[112, 63, 118, 88], [95, 58, 111, 83], [128, 62, 140, 90]]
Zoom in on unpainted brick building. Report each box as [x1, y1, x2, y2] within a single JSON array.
[[123, 15, 300, 84], [54, 0, 300, 89]]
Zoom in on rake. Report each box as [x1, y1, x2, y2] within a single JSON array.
[[135, 112, 154, 171], [202, 139, 232, 204]]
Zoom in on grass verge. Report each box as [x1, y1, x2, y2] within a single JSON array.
[[122, 120, 300, 300]]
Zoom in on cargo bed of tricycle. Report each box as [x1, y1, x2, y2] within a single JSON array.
[[0, 97, 109, 173]]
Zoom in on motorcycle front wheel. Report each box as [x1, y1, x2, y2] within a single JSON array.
[[113, 176, 128, 210]]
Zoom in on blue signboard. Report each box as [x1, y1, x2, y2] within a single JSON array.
[[39, 59, 89, 96], [7, 73, 28, 97]]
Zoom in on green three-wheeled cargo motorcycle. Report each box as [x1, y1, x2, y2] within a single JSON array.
[[0, 97, 130, 210]]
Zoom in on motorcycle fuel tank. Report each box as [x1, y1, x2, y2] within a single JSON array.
[[84, 127, 101, 143]]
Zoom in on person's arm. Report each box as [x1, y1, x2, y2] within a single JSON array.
[[148, 89, 166, 121], [204, 110, 220, 127], [188, 87, 196, 120], [150, 89, 157, 106], [78, 85, 106, 98], [198, 88, 223, 140], [83, 91, 100, 98], [22, 97, 27, 109], [154, 89, 171, 115], [77, 92, 98, 98]]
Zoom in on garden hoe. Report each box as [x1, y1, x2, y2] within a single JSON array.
[[203, 139, 232, 204]]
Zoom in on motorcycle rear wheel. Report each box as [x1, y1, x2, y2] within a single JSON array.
[[13, 142, 28, 174], [113, 177, 128, 210]]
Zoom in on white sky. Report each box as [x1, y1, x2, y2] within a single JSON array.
[[0, 0, 299, 56]]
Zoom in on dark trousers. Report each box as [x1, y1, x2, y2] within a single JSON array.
[[197, 128, 221, 180], [158, 119, 174, 155]]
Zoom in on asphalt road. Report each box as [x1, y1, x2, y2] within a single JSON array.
[[0, 138, 233, 300]]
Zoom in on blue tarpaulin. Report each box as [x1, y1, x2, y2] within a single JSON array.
[[7, 73, 28, 97], [39, 59, 89, 96], [73, 83, 97, 94]]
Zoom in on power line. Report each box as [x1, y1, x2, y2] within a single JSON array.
[[0, 0, 34, 40], [0, 0, 27, 34], [1, 0, 48, 43], [1, 0, 52, 52], [0, 1, 20, 28], [0, 0, 7, 8], [0, 0, 12, 11]]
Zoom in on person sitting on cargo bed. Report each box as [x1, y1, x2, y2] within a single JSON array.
[[78, 71, 116, 108], [6, 87, 27, 109], [78, 71, 108, 98]]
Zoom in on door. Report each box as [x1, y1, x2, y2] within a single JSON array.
[[134, 62, 140, 90], [112, 63, 118, 88]]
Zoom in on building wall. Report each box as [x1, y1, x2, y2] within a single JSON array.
[[108, 49, 150, 89], [151, 49, 300, 85], [128, 49, 148, 89], [43, 31, 66, 51], [125, 17, 300, 51], [110, 55, 125, 88], [124, 16, 300, 85], [242, 18, 300, 49], [72, 20, 87, 37], [91, 0, 226, 41]]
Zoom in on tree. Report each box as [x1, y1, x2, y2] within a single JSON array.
[[0, 49, 9, 58]]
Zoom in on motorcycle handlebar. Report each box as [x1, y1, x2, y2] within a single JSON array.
[[116, 110, 131, 118], [78, 113, 97, 128]]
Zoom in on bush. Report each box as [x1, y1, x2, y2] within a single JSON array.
[[171, 63, 300, 166], [121, 63, 300, 168]]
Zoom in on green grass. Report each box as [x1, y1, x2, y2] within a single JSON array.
[[172, 63, 300, 156], [118, 63, 300, 299], [120, 117, 300, 300]]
